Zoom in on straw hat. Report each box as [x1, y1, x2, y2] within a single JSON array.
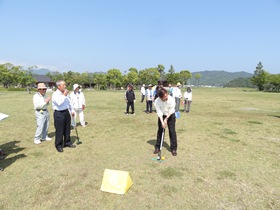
[[37, 83, 47, 89], [148, 84, 152, 87], [176, 82, 181, 86]]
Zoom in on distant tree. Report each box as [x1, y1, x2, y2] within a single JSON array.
[[106, 69, 123, 89], [166, 65, 176, 85], [93, 73, 107, 90], [251, 62, 269, 91], [128, 67, 138, 74], [0, 63, 14, 87], [157, 64, 165, 78], [180, 70, 192, 85], [264, 74, 280, 92], [194, 73, 202, 86], [224, 77, 255, 88], [124, 71, 138, 86], [46, 71, 63, 83], [138, 68, 160, 85]]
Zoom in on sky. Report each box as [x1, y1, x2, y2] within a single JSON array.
[[0, 0, 279, 74]]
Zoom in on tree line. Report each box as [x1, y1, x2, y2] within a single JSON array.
[[0, 63, 198, 90]]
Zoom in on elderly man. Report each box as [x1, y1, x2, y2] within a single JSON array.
[[70, 84, 86, 127], [33, 83, 52, 144], [52, 80, 76, 152], [154, 88, 178, 156], [124, 84, 135, 115], [140, 84, 146, 103], [173, 82, 182, 112]]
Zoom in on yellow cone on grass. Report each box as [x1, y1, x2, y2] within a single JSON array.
[[100, 169, 133, 194]]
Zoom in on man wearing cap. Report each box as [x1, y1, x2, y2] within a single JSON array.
[[124, 84, 135, 115], [173, 82, 182, 112], [145, 84, 154, 113], [33, 83, 52, 144], [52, 80, 76, 152], [70, 84, 86, 127], [140, 84, 146, 103]]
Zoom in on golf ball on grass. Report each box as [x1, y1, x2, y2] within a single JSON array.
[[161, 156, 165, 160]]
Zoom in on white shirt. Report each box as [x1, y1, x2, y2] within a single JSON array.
[[173, 87, 182, 98], [184, 90, 192, 101], [146, 88, 154, 101], [33, 92, 49, 110], [70, 91, 85, 110], [52, 89, 73, 112], [141, 86, 146, 95], [154, 95, 175, 118]]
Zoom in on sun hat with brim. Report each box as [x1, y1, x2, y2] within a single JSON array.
[[73, 84, 80, 90], [148, 84, 152, 87], [37, 83, 47, 89], [176, 82, 181, 86]]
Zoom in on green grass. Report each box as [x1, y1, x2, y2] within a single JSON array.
[[0, 87, 279, 209]]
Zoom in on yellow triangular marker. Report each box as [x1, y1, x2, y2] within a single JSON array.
[[100, 169, 133, 194]]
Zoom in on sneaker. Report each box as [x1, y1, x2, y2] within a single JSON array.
[[82, 124, 86, 127], [42, 137, 52, 141], [34, 140, 41, 144], [126, 113, 128, 116], [133, 113, 135, 115]]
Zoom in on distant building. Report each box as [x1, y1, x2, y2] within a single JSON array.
[[32, 75, 55, 87]]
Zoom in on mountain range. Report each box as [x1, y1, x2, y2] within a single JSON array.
[[32, 69, 253, 86], [190, 70, 253, 86]]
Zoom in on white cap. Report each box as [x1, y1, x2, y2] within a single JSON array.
[[73, 84, 80, 90]]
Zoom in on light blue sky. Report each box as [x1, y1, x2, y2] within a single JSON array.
[[0, 0, 279, 74]]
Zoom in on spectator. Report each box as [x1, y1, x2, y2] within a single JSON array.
[[33, 83, 52, 144], [70, 84, 86, 127]]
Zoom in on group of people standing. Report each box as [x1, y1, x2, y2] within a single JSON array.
[[33, 81, 86, 152], [124, 83, 193, 156]]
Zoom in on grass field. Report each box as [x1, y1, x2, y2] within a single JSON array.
[[0, 88, 279, 209]]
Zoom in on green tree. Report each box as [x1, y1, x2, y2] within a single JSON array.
[[128, 67, 138, 74], [157, 64, 165, 78], [124, 71, 138, 86], [166, 65, 176, 85], [46, 71, 63, 83], [106, 69, 123, 89], [251, 62, 268, 91], [93, 73, 107, 90], [0, 63, 14, 88], [180, 70, 192, 85], [138, 68, 160, 85], [194, 73, 202, 86], [264, 74, 280, 92]]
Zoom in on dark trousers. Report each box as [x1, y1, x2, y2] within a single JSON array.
[[155, 113, 177, 151], [141, 95, 145, 102], [126, 101, 134, 114], [54, 110, 72, 149], [146, 100, 153, 113]]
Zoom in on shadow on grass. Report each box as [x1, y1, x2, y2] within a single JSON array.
[[268, 114, 280, 118], [147, 139, 171, 152], [0, 140, 26, 170]]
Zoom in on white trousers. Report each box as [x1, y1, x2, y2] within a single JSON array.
[[72, 109, 85, 126], [34, 110, 50, 141]]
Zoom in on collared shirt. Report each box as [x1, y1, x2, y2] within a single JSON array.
[[154, 95, 175, 118], [184, 90, 192, 100], [52, 89, 73, 112], [33, 92, 49, 110]]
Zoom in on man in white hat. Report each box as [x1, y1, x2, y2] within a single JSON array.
[[33, 83, 52, 144], [70, 84, 86, 127]]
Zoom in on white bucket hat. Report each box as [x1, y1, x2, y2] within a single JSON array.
[[73, 84, 80, 90]]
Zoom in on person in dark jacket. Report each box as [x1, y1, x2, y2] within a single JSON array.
[[124, 84, 136, 115]]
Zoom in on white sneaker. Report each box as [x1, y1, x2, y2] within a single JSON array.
[[82, 125, 86, 127], [43, 137, 52, 141], [34, 140, 41, 144]]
